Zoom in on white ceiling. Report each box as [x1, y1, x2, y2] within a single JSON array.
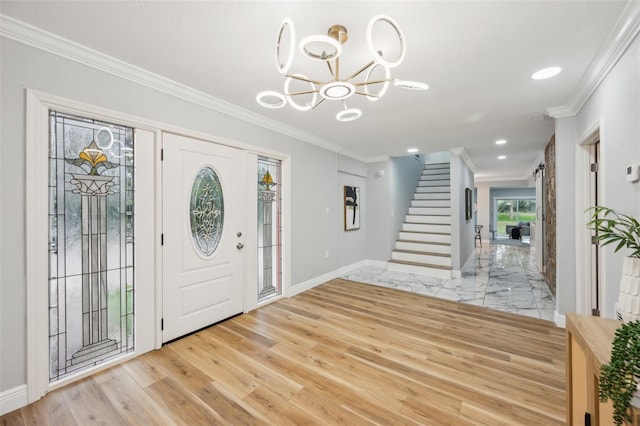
[[1, 1, 634, 180]]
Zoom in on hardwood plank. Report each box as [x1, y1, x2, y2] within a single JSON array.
[[2, 279, 566, 425], [0, 409, 24, 426], [241, 385, 314, 425], [61, 377, 127, 425], [400, 396, 473, 426], [169, 333, 258, 398], [145, 377, 222, 425], [100, 372, 177, 425], [195, 382, 269, 425], [20, 389, 77, 426], [121, 354, 167, 388], [145, 345, 213, 393], [91, 364, 127, 385]]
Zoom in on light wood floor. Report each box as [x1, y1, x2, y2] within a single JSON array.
[[2, 279, 566, 425]]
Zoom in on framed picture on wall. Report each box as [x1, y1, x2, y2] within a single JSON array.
[[465, 187, 473, 220], [344, 186, 360, 231]]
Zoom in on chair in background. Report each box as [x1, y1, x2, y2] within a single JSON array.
[[474, 225, 483, 247]]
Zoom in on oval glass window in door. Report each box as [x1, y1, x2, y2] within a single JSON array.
[[190, 167, 224, 256]]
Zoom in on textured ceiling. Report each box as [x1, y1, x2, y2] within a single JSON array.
[[1, 0, 633, 180]]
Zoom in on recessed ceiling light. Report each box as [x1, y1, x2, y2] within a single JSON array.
[[531, 67, 562, 80], [495, 139, 507, 145], [407, 148, 418, 153], [497, 155, 506, 160]]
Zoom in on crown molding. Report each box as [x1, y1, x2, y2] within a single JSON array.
[[449, 147, 478, 173], [546, 0, 640, 118], [0, 14, 348, 155]]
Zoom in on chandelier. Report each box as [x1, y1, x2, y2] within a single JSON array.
[[256, 15, 429, 122]]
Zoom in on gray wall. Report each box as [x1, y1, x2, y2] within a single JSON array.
[[450, 154, 475, 270], [390, 155, 425, 239], [556, 31, 640, 318], [337, 155, 368, 267], [0, 39, 368, 392], [554, 117, 577, 316], [365, 160, 393, 261]]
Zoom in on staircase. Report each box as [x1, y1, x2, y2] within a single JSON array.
[[389, 162, 452, 278]]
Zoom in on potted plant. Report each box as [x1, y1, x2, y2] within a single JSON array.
[[599, 321, 640, 425], [587, 206, 640, 258], [587, 206, 640, 424], [588, 206, 640, 322]]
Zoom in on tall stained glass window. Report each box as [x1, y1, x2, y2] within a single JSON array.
[[257, 157, 282, 301], [49, 111, 135, 381]]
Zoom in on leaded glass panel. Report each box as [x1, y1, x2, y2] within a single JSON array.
[[48, 111, 135, 381], [258, 157, 282, 301], [189, 167, 224, 257]]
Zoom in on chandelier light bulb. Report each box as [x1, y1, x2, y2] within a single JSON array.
[[364, 64, 391, 101], [299, 35, 342, 61], [367, 15, 406, 68], [320, 82, 355, 100], [275, 18, 296, 74], [256, 91, 287, 109], [284, 74, 317, 111], [336, 108, 362, 122], [394, 80, 429, 90]]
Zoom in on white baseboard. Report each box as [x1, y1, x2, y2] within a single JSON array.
[[0, 384, 27, 415], [289, 261, 369, 297], [289, 259, 397, 297], [554, 311, 566, 328]]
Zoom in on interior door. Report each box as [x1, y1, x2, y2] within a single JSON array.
[[162, 132, 245, 342]]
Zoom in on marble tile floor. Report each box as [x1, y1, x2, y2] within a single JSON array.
[[340, 239, 556, 321]]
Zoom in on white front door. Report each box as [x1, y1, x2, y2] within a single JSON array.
[[162, 132, 245, 342]]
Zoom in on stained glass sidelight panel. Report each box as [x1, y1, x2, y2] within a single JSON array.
[[48, 111, 135, 381], [189, 167, 224, 257], [257, 157, 282, 301]]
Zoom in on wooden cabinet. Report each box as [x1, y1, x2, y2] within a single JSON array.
[[566, 312, 640, 425]]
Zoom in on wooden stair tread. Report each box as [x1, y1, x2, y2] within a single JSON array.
[[399, 230, 452, 236], [388, 259, 453, 270], [397, 239, 451, 246], [404, 222, 451, 226], [393, 249, 451, 257]]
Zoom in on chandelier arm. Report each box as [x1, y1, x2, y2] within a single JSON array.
[[326, 61, 336, 80], [355, 91, 380, 98], [285, 74, 325, 85], [353, 78, 393, 86], [311, 98, 326, 110], [336, 57, 340, 81], [345, 60, 376, 82], [286, 89, 320, 96]]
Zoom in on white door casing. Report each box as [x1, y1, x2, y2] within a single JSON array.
[[162, 132, 245, 342]]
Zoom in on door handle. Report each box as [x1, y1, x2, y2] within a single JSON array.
[[236, 243, 244, 250]]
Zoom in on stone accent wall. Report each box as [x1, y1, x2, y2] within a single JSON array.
[[544, 135, 557, 296]]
